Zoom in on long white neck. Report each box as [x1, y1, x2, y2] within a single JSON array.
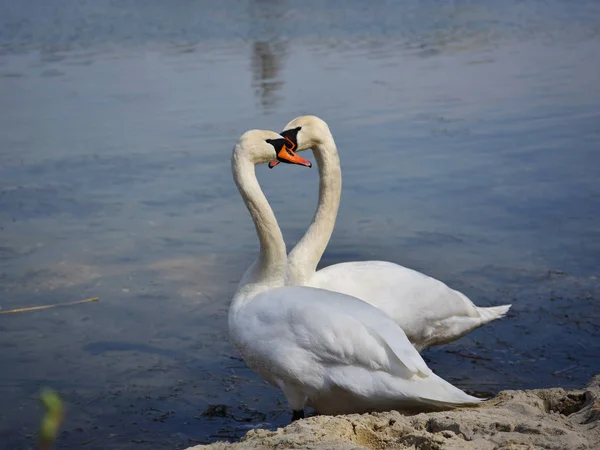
[[231, 153, 287, 309], [286, 132, 341, 285]]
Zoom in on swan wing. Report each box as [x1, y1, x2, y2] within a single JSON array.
[[310, 260, 511, 350], [312, 260, 476, 317], [243, 285, 432, 378]]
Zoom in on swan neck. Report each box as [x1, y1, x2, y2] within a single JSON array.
[[231, 154, 286, 307], [287, 133, 341, 285]]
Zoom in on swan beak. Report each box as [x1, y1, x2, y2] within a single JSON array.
[[275, 147, 312, 168], [270, 128, 303, 168]]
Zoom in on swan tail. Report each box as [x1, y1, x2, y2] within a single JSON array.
[[477, 304, 511, 324], [416, 373, 485, 408], [421, 302, 512, 349]]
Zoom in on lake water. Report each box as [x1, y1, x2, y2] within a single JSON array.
[[1, 0, 599, 448]]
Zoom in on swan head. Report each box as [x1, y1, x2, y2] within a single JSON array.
[[268, 116, 330, 169], [233, 129, 312, 167]]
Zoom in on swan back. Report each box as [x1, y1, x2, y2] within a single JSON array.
[[230, 285, 431, 383]]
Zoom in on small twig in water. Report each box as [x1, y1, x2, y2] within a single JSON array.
[[553, 365, 578, 375], [0, 297, 99, 315]]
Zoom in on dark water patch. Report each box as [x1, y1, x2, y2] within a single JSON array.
[[0, 184, 111, 220], [83, 341, 183, 359], [0, 244, 38, 260]]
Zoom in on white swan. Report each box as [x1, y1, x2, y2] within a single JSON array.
[[228, 129, 482, 421], [269, 116, 511, 351]]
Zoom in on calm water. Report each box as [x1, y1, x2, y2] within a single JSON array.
[[1, 0, 599, 448]]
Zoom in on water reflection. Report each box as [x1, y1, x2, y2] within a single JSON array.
[[249, 0, 288, 112], [251, 41, 286, 111]]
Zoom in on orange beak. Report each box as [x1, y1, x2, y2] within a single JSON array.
[[274, 145, 312, 168], [270, 135, 302, 169]]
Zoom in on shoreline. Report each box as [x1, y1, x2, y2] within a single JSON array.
[[188, 375, 600, 449]]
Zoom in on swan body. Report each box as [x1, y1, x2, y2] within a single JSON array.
[[231, 285, 482, 415], [276, 116, 511, 352], [228, 129, 482, 418], [309, 261, 510, 351]]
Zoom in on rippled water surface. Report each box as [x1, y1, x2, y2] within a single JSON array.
[[1, 1, 599, 448]]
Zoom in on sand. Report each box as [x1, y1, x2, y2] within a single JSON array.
[[187, 375, 600, 450]]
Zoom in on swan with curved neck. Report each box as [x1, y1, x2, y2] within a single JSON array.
[[228, 129, 482, 422], [230, 130, 311, 305], [270, 115, 511, 351]]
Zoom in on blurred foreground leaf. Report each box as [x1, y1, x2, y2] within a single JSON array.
[[39, 388, 64, 450]]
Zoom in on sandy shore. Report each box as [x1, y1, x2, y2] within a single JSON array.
[[188, 375, 599, 450]]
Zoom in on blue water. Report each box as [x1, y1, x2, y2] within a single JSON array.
[[1, 1, 599, 448]]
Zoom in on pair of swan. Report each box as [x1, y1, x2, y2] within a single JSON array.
[[228, 119, 508, 420], [269, 116, 511, 351]]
